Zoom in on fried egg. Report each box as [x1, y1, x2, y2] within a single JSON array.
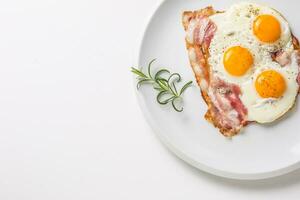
[[208, 2, 299, 123]]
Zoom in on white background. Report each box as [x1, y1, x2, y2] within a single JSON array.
[[0, 0, 300, 199]]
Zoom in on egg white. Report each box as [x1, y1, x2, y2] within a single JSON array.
[[241, 53, 299, 123], [207, 2, 299, 123]]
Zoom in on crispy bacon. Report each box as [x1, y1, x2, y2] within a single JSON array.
[[271, 35, 300, 67], [271, 49, 300, 88], [297, 74, 300, 86], [194, 46, 209, 81], [183, 7, 248, 136], [193, 17, 217, 50], [202, 22, 217, 50], [209, 78, 248, 133], [294, 50, 300, 85], [290, 35, 300, 86], [193, 17, 209, 45], [192, 16, 217, 83], [271, 50, 291, 66], [293, 34, 300, 49], [271, 44, 300, 88], [226, 86, 248, 122]]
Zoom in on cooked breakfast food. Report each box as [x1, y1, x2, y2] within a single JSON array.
[[182, 2, 300, 136]]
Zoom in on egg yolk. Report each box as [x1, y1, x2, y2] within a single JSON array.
[[255, 70, 286, 98], [253, 15, 281, 43], [223, 46, 253, 76]]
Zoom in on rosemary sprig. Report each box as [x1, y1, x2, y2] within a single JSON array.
[[131, 59, 193, 112]]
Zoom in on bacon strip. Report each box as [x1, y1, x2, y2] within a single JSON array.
[[193, 17, 217, 51], [271, 50, 291, 66], [270, 35, 300, 87], [226, 86, 248, 122], [294, 50, 300, 85], [183, 7, 248, 136], [272, 49, 300, 86], [209, 78, 248, 134], [292, 35, 300, 86], [192, 17, 217, 83]]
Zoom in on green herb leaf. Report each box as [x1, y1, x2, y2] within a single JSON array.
[[172, 97, 183, 112], [147, 59, 156, 79], [131, 67, 148, 79], [157, 91, 174, 105], [137, 79, 151, 89], [130, 59, 193, 112], [156, 78, 169, 91], [180, 81, 193, 95], [155, 69, 170, 80]]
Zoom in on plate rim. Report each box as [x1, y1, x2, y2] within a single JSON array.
[[133, 0, 300, 180]]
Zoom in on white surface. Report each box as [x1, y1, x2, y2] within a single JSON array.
[[0, 0, 300, 199], [136, 0, 300, 180]]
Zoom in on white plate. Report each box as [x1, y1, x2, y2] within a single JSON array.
[[135, 0, 300, 180]]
